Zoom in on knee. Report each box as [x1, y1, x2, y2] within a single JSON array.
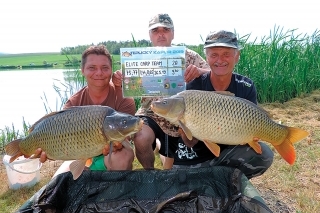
[[133, 129, 145, 145], [133, 125, 155, 149], [259, 143, 274, 167]]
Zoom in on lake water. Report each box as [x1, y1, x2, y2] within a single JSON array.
[[0, 69, 79, 131]]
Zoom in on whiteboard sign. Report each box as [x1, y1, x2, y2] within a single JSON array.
[[120, 46, 186, 97]]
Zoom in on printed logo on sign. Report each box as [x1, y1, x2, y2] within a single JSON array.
[[122, 51, 132, 57]]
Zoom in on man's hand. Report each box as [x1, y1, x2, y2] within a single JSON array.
[[184, 64, 200, 83], [102, 141, 124, 155], [29, 142, 125, 163], [178, 128, 199, 148], [24, 148, 48, 163], [112, 70, 123, 87]]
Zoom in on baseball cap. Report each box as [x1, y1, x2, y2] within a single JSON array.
[[148, 13, 174, 30], [204, 30, 241, 49]]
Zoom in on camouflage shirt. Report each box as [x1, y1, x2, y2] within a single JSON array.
[[135, 48, 209, 137]]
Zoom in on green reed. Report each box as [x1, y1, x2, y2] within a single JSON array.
[[236, 26, 320, 103], [0, 118, 30, 154]]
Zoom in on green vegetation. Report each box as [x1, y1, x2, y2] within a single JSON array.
[[237, 26, 320, 103], [1, 26, 320, 150], [0, 27, 319, 136], [61, 39, 152, 55], [0, 121, 29, 155]]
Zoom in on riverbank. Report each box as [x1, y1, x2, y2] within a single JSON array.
[[0, 64, 55, 69], [0, 53, 81, 69]]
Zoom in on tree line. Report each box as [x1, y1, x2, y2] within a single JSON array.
[[60, 39, 204, 56]]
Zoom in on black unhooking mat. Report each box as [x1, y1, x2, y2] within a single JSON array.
[[17, 166, 272, 213]]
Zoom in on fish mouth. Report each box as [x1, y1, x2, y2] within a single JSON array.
[[149, 103, 164, 115], [119, 118, 144, 140], [150, 103, 160, 113]]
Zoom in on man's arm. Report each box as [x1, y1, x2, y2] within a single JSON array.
[[162, 157, 174, 169]]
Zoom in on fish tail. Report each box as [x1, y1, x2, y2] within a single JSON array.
[[286, 127, 309, 144], [4, 139, 23, 163], [273, 138, 296, 165], [273, 127, 309, 165]]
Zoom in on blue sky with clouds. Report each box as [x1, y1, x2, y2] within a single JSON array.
[[1, 0, 318, 54]]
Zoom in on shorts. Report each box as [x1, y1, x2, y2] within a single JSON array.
[[89, 155, 107, 171], [140, 116, 179, 158]]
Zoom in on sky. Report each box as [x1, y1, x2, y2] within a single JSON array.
[[1, 0, 318, 54]]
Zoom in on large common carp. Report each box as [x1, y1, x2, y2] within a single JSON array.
[[150, 90, 309, 165], [5, 105, 143, 179]]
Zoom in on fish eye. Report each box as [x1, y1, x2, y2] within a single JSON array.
[[122, 120, 127, 125]]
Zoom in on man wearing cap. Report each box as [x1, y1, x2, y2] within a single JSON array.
[[167, 30, 274, 179], [131, 13, 210, 169]]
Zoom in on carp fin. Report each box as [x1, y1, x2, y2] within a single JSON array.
[[248, 138, 262, 154], [85, 158, 93, 167], [286, 127, 309, 144], [28, 111, 61, 133], [4, 139, 23, 162], [28, 154, 38, 159], [273, 138, 296, 165], [272, 126, 309, 165], [178, 121, 192, 140], [9, 151, 23, 163], [203, 140, 220, 157], [69, 160, 87, 180], [28, 108, 79, 133]]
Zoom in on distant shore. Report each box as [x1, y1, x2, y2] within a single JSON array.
[[0, 52, 81, 69], [0, 52, 120, 70]]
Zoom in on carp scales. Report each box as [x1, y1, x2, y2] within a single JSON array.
[[150, 90, 309, 165], [5, 105, 143, 179]]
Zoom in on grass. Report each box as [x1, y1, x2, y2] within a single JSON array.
[[0, 182, 46, 212], [250, 91, 320, 212]]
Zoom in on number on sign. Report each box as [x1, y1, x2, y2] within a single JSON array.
[[171, 69, 179, 75], [172, 60, 178, 66], [125, 69, 139, 77]]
